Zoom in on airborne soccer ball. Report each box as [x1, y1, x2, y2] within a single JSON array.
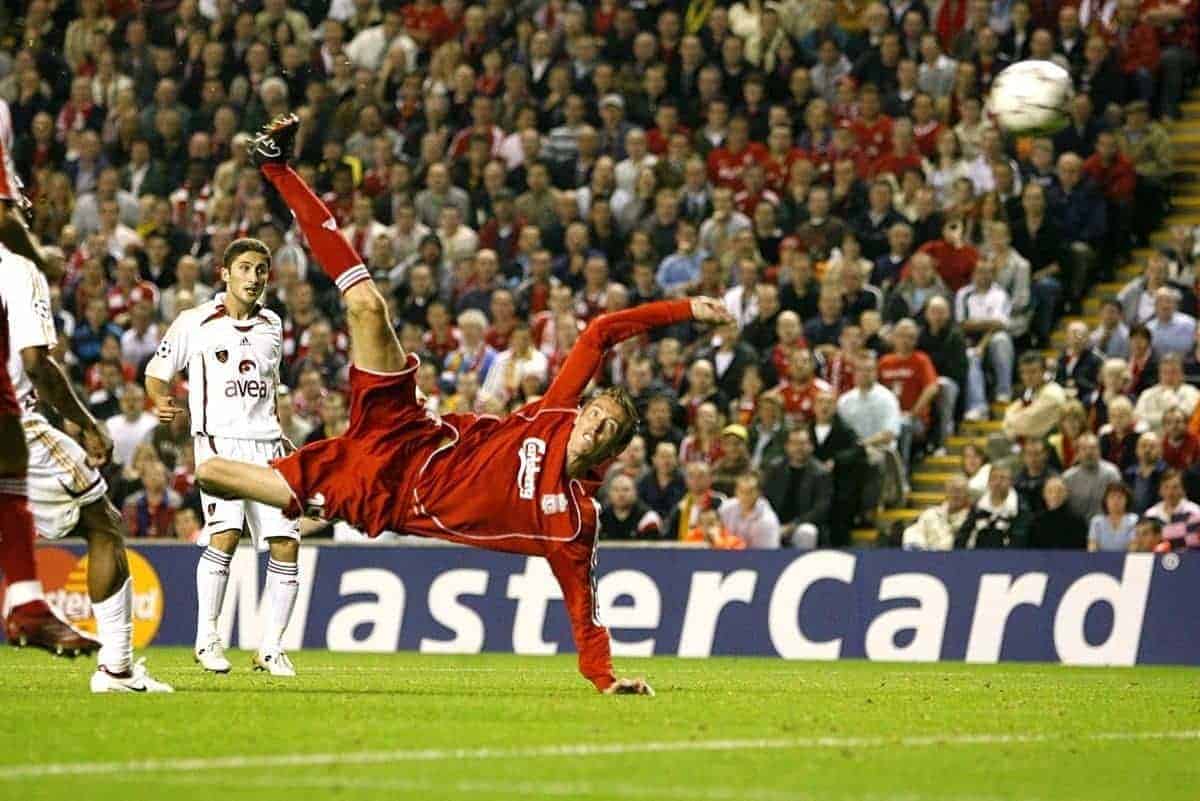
[[986, 60, 1074, 136]]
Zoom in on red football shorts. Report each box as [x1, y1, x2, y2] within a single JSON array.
[[271, 355, 447, 535]]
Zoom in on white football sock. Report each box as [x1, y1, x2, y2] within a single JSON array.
[[260, 558, 298, 654], [3, 580, 44, 617], [92, 578, 132, 674], [195, 547, 232, 648]]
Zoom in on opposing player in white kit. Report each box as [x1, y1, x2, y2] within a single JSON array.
[[145, 238, 304, 676], [0, 244, 172, 692]]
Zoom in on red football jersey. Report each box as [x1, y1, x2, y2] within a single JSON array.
[[276, 299, 695, 691], [773, 377, 833, 427], [706, 143, 768, 191], [878, 350, 938, 424]]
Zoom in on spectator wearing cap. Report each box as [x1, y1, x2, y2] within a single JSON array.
[[1118, 100, 1174, 242], [764, 428, 832, 549], [1146, 469, 1200, 550], [718, 471, 781, 548], [712, 423, 753, 495]]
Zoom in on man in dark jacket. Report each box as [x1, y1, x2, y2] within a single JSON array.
[[1028, 476, 1088, 549], [764, 428, 833, 548], [918, 296, 968, 451], [809, 389, 866, 546], [955, 462, 1031, 548]]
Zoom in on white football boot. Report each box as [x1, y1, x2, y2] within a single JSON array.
[[253, 650, 296, 677], [194, 635, 232, 673], [90, 658, 175, 693]]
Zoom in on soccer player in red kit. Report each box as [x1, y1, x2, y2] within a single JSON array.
[[196, 115, 734, 695], [0, 97, 99, 656]]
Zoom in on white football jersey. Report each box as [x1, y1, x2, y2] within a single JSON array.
[[144, 294, 284, 440], [0, 244, 56, 420], [0, 99, 23, 202]]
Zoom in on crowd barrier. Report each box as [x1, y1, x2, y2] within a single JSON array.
[[10, 542, 1199, 665]]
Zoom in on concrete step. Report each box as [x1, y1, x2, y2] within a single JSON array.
[[851, 528, 880, 545], [961, 419, 1004, 435], [1095, 282, 1125, 296], [945, 435, 985, 454], [879, 508, 921, 524], [1166, 212, 1200, 226], [923, 455, 961, 470], [909, 491, 946, 509], [913, 471, 956, 489]]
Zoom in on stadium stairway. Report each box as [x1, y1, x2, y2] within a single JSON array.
[[853, 90, 1200, 546]]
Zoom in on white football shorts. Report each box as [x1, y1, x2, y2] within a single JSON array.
[[194, 435, 300, 548], [22, 418, 107, 539]]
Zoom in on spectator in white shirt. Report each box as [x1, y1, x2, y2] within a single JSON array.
[[1134, 352, 1200, 432], [481, 324, 549, 403], [956, 260, 1015, 420], [345, 7, 417, 72], [118, 300, 160, 369], [718, 472, 781, 548], [837, 353, 907, 511], [614, 128, 658, 194], [105, 384, 158, 466]]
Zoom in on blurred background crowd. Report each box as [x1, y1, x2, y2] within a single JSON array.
[[0, 0, 1197, 550]]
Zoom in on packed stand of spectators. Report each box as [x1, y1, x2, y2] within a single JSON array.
[[1, 0, 1195, 548]]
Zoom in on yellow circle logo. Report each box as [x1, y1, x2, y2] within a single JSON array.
[[37, 547, 164, 648]]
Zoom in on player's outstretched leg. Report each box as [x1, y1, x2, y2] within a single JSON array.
[[0, 419, 98, 658], [76, 499, 173, 693], [251, 114, 407, 374]]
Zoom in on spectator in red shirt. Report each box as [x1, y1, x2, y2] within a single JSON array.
[[1162, 406, 1200, 470], [122, 458, 182, 538], [771, 347, 833, 427], [869, 119, 923, 181], [1084, 130, 1138, 257], [910, 93, 944, 157], [706, 115, 767, 191], [1103, 0, 1162, 104], [917, 219, 979, 292], [879, 318, 941, 466], [848, 84, 893, 163]]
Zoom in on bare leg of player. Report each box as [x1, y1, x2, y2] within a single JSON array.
[[0, 417, 98, 656], [196, 458, 295, 508], [76, 498, 173, 693]]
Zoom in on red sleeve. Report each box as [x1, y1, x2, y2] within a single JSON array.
[[547, 543, 615, 692], [541, 299, 693, 407]]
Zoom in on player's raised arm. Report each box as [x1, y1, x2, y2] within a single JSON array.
[[542, 297, 732, 407]]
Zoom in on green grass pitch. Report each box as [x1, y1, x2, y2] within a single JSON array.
[[2, 647, 1198, 801]]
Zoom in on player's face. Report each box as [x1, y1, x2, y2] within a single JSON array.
[[567, 396, 628, 475], [224, 253, 270, 307]]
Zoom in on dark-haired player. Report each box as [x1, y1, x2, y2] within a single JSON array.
[[196, 115, 734, 694], [0, 97, 100, 659], [145, 238, 308, 677]]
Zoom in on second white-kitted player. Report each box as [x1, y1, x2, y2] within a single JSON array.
[[145, 237, 303, 677]]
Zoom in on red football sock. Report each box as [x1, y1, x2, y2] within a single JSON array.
[[261, 163, 370, 293], [0, 488, 48, 615]]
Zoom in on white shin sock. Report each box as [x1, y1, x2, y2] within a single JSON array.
[[260, 558, 298, 654], [195, 547, 232, 648], [91, 578, 132, 674]]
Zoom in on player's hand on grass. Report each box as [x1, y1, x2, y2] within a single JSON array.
[[154, 395, 181, 424], [603, 677, 655, 697], [81, 424, 113, 467], [689, 297, 734, 326]]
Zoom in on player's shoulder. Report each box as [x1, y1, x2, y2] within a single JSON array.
[[257, 306, 284, 329], [173, 299, 221, 329], [0, 246, 45, 294]]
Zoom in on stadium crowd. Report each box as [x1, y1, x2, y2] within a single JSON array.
[[1, 0, 1197, 550]]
